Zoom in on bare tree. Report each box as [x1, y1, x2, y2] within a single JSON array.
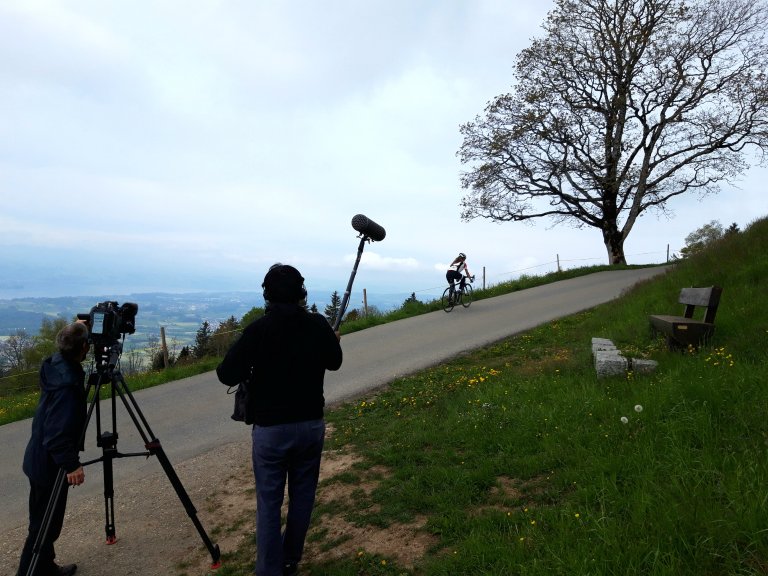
[[123, 343, 146, 375], [458, 0, 768, 264], [0, 329, 34, 372]]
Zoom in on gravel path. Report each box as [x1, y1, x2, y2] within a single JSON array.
[[1, 439, 254, 576]]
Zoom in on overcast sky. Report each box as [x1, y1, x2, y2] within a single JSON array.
[[2, 0, 767, 306]]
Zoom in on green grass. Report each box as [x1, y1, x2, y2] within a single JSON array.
[[0, 357, 221, 425], [212, 217, 768, 575]]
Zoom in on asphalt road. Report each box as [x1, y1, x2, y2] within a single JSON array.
[[0, 266, 668, 533]]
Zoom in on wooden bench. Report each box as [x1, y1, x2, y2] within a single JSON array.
[[649, 286, 723, 350]]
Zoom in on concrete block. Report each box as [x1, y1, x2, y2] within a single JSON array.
[[594, 350, 628, 377], [630, 358, 658, 375], [591, 338, 618, 354], [591, 337, 658, 377]]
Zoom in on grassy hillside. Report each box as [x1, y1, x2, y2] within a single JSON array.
[[213, 217, 768, 575]]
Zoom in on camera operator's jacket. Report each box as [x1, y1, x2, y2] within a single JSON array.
[[216, 303, 342, 426], [23, 352, 87, 485]]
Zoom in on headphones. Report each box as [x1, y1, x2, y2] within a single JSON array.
[[262, 264, 307, 303]]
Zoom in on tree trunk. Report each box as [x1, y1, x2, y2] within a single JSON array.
[[603, 228, 627, 265]]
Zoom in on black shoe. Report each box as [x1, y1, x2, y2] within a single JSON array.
[[283, 562, 298, 576], [44, 564, 77, 576]]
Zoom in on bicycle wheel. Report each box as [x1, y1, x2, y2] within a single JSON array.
[[441, 287, 455, 312], [461, 284, 473, 308]]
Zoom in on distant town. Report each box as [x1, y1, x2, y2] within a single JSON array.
[[0, 289, 421, 352]]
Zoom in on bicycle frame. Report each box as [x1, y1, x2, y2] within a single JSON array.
[[442, 276, 474, 312]]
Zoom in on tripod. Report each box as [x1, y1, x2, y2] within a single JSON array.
[[27, 341, 221, 575]]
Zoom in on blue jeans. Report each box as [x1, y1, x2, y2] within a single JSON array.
[[251, 419, 325, 576]]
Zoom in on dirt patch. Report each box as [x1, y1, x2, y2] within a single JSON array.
[[1, 429, 436, 575], [305, 451, 436, 569]]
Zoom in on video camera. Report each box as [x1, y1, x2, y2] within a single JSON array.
[[77, 301, 138, 371], [78, 301, 138, 343]]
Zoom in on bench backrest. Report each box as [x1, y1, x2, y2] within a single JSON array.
[[679, 286, 723, 324]]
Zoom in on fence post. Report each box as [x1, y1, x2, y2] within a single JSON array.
[[483, 266, 486, 290], [363, 289, 368, 317], [160, 326, 169, 369]]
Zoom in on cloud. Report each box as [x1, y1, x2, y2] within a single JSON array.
[[345, 251, 419, 271]]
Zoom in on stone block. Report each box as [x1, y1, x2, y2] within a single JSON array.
[[630, 358, 658, 375], [594, 350, 628, 377], [591, 337, 618, 355]]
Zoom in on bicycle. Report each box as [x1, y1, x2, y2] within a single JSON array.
[[441, 275, 474, 312]]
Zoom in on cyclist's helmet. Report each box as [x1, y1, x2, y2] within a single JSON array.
[[458, 252, 466, 259]]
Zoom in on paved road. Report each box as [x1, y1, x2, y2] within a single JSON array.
[[0, 267, 668, 533]]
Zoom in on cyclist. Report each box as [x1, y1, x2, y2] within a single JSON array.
[[446, 252, 472, 302]]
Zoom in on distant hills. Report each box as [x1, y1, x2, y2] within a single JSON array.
[[0, 290, 419, 351], [0, 292, 265, 352]]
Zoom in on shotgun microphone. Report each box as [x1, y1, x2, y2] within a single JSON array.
[[351, 214, 386, 242]]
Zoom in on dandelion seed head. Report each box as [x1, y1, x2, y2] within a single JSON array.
[[620, 416, 629, 424], [634, 404, 643, 413]]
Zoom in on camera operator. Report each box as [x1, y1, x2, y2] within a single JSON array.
[[16, 322, 89, 576], [216, 264, 342, 576]]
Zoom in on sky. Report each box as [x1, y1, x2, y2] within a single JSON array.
[[2, 0, 767, 307]]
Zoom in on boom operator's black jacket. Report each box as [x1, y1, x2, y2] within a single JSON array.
[[23, 352, 87, 485], [216, 303, 343, 426]]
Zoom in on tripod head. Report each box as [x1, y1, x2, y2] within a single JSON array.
[[91, 340, 124, 377]]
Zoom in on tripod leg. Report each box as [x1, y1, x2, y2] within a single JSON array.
[[147, 439, 222, 566], [100, 432, 118, 544], [25, 469, 68, 576], [111, 371, 221, 567]]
